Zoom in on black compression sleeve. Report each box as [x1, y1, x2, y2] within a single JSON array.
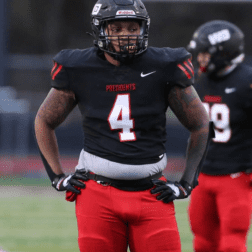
[[34, 126, 64, 182], [192, 121, 215, 188], [179, 121, 215, 188], [38, 149, 60, 182]]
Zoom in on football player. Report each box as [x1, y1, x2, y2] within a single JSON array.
[[34, 0, 210, 251], [187, 20, 252, 252]]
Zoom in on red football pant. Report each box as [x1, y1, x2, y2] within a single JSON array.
[[189, 172, 251, 252], [75, 178, 181, 252]]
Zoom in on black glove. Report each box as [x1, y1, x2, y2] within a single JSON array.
[[52, 169, 89, 194], [151, 179, 192, 203]]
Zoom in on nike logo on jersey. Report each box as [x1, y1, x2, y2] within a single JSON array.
[[159, 154, 164, 159], [141, 71, 156, 77], [225, 87, 236, 94]]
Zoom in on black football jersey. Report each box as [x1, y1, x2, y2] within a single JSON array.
[[51, 46, 193, 165], [195, 64, 252, 175]]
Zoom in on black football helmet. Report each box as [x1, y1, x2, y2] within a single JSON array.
[[90, 0, 150, 62], [187, 20, 244, 74]]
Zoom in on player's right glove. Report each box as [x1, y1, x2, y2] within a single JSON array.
[[151, 179, 192, 203], [52, 169, 89, 194]]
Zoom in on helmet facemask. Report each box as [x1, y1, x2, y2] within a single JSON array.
[[97, 18, 149, 62], [196, 48, 245, 77]]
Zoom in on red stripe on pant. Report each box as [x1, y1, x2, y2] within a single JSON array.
[[189, 172, 251, 252], [70, 176, 181, 252]]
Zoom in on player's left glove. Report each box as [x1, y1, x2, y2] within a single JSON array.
[[151, 179, 192, 203]]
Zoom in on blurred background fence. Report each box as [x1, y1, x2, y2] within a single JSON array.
[[1, 0, 252, 179]]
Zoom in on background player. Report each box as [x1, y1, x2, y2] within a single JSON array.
[[187, 20, 252, 252], [34, 0, 209, 251]]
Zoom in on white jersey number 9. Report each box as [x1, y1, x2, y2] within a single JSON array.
[[203, 103, 231, 143], [108, 94, 136, 142]]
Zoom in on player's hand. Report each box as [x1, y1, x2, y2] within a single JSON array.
[[52, 169, 89, 194], [151, 179, 192, 203]]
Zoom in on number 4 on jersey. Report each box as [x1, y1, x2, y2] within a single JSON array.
[[108, 94, 136, 142]]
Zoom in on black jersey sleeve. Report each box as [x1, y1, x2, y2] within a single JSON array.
[[166, 48, 194, 88], [240, 78, 252, 109], [50, 51, 70, 90], [234, 64, 252, 109]]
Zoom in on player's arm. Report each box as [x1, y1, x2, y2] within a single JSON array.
[[151, 85, 210, 202], [34, 88, 88, 193], [168, 85, 210, 183], [35, 88, 76, 175], [151, 49, 211, 202]]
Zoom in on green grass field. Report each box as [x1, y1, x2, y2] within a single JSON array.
[[0, 182, 251, 252]]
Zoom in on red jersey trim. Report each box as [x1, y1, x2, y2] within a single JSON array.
[[51, 62, 58, 75], [52, 65, 63, 80], [184, 61, 194, 75], [177, 64, 192, 79]]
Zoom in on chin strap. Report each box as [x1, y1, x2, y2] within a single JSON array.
[[192, 121, 215, 188], [199, 66, 207, 73], [112, 53, 135, 64]]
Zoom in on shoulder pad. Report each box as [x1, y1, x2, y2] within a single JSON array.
[[146, 47, 191, 64], [162, 47, 192, 63], [146, 47, 194, 88], [162, 47, 194, 88], [53, 48, 96, 67]]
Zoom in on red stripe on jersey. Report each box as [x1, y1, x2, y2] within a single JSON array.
[[188, 58, 193, 68], [177, 64, 191, 79], [184, 61, 194, 75], [52, 65, 63, 80], [51, 62, 58, 75], [204, 95, 222, 103]]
